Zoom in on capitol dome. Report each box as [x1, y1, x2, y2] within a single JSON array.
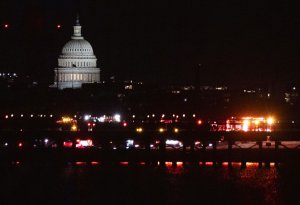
[[61, 39, 94, 56], [53, 16, 100, 90]]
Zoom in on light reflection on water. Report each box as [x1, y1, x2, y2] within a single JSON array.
[[161, 162, 282, 204], [0, 162, 298, 204], [221, 165, 279, 205]]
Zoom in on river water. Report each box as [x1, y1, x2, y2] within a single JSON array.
[[0, 163, 298, 205]]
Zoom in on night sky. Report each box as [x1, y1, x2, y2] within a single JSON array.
[[0, 0, 300, 86]]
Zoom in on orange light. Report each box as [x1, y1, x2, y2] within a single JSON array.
[[267, 117, 274, 125], [71, 124, 77, 131], [61, 117, 73, 123], [136, 127, 143, 133], [159, 128, 165, 133], [246, 162, 259, 167], [174, 128, 179, 133]]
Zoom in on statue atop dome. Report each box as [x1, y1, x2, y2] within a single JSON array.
[[76, 14, 80, 26]]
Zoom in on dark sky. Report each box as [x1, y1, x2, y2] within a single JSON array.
[[0, 0, 300, 86]]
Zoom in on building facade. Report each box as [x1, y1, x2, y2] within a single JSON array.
[[53, 17, 100, 89]]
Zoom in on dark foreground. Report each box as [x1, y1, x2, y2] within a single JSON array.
[[0, 163, 299, 205]]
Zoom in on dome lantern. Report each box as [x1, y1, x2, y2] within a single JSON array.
[[72, 15, 83, 40]]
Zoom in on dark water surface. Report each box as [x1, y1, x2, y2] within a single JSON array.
[[0, 163, 299, 205]]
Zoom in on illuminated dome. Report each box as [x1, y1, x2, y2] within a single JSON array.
[[61, 39, 94, 56], [53, 16, 100, 90]]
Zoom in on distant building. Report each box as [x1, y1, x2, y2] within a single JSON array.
[[53, 16, 100, 89]]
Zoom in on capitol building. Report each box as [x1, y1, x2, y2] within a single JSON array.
[[53, 17, 100, 89]]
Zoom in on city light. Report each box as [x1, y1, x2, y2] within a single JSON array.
[[84, 115, 91, 121], [114, 114, 121, 122], [61, 117, 73, 123], [174, 128, 179, 133], [166, 139, 183, 147], [136, 127, 143, 133], [75, 139, 93, 148], [267, 117, 274, 125], [75, 162, 87, 165], [71, 124, 77, 131], [63, 141, 73, 148], [223, 117, 275, 132], [159, 128, 165, 133], [126, 139, 134, 147], [98, 116, 105, 122], [242, 119, 250, 132]]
